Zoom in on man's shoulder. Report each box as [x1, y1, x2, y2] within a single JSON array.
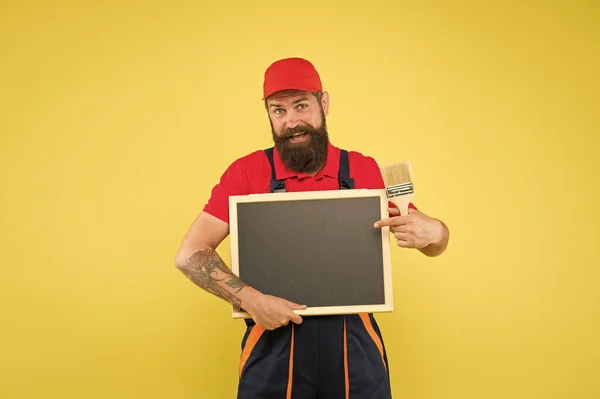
[[236, 148, 269, 162], [227, 148, 269, 169], [340, 147, 380, 168], [329, 143, 372, 160]]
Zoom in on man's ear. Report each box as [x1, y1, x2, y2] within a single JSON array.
[[321, 91, 330, 117]]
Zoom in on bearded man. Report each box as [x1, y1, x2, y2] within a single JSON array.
[[174, 57, 449, 399]]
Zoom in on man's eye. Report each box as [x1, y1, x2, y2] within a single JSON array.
[[274, 109, 285, 115], [297, 104, 308, 110]]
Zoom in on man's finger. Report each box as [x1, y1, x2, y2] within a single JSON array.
[[391, 225, 410, 234], [374, 216, 408, 228], [374, 218, 394, 228], [396, 239, 411, 248], [387, 207, 400, 216], [290, 312, 303, 325], [394, 232, 410, 241], [286, 300, 307, 310], [392, 224, 409, 234]]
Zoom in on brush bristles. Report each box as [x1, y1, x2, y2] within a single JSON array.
[[380, 162, 414, 197], [381, 162, 412, 186]]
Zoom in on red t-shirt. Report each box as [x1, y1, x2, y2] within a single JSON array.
[[203, 142, 413, 224]]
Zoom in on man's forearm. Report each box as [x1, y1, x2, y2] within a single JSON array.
[[176, 247, 250, 307]]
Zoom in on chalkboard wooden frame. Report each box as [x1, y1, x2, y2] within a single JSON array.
[[228, 189, 393, 318]]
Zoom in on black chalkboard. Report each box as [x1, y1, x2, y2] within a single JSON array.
[[229, 189, 393, 317]]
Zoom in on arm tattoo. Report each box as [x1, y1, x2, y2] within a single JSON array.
[[177, 248, 246, 307]]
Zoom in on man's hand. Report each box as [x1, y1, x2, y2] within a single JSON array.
[[374, 207, 445, 250], [241, 291, 307, 330]]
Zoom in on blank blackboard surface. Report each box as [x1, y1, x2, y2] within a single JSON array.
[[229, 189, 393, 317]]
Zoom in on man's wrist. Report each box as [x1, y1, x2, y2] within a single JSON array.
[[432, 219, 446, 246], [237, 286, 262, 312]]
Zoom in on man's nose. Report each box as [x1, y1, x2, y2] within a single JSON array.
[[285, 118, 300, 129]]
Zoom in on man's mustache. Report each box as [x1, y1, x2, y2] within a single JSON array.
[[281, 125, 319, 138]]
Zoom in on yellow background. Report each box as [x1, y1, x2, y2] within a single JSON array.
[[1, 1, 598, 398]]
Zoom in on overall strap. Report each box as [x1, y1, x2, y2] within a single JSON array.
[[338, 149, 355, 189], [264, 147, 286, 193]]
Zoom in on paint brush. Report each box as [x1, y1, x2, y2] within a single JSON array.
[[380, 161, 414, 216]]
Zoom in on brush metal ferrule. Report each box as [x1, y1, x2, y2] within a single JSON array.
[[386, 182, 414, 197]]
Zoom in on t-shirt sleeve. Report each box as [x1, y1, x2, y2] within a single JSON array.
[[356, 155, 417, 212], [202, 158, 249, 224]]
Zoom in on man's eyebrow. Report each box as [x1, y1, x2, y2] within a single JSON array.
[[269, 97, 310, 108]]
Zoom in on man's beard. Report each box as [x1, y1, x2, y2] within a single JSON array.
[[271, 116, 329, 174]]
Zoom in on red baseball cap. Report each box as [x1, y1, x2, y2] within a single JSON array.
[[262, 57, 322, 99]]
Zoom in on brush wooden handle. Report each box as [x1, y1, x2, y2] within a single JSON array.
[[389, 195, 413, 216]]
